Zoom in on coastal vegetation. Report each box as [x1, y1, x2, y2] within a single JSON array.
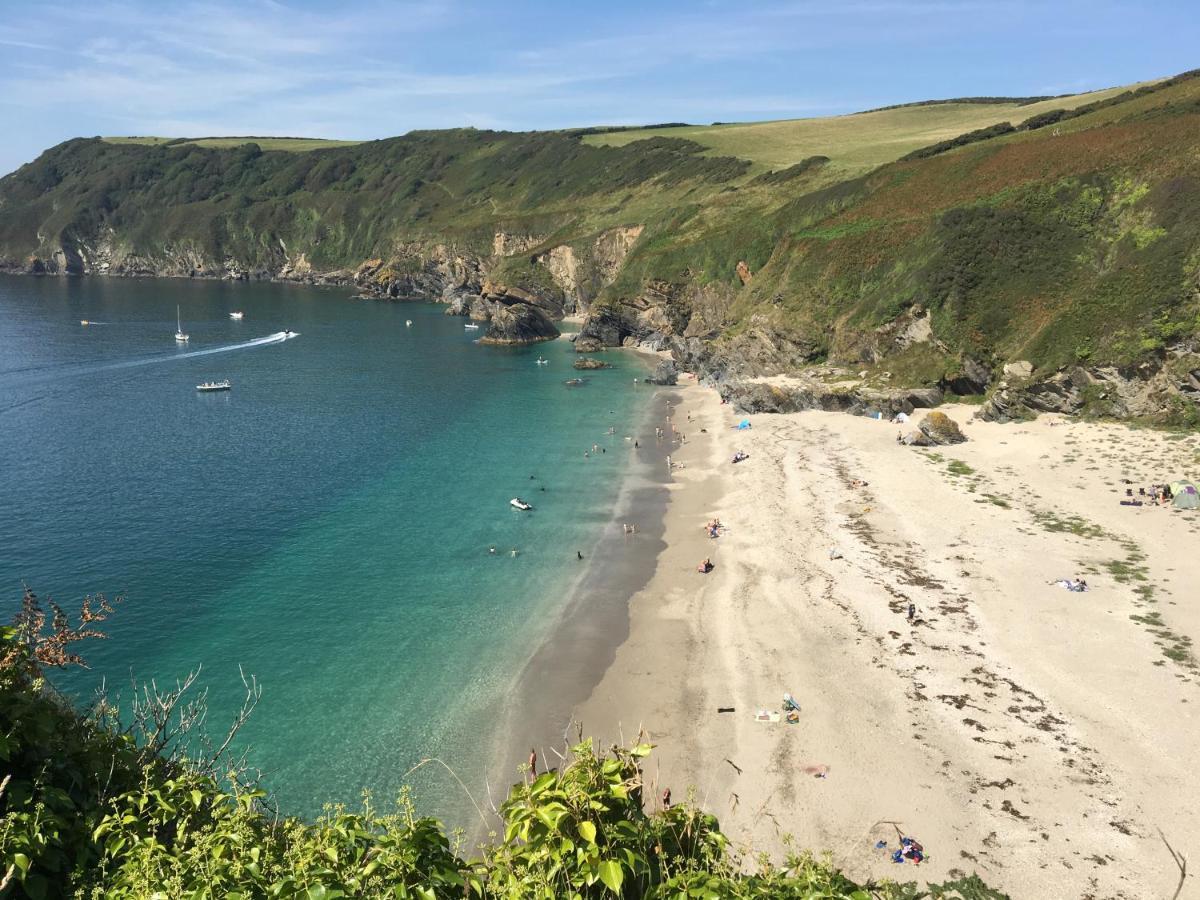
[[0, 589, 1005, 898]]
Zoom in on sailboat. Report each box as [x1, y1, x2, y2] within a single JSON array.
[[175, 305, 189, 343]]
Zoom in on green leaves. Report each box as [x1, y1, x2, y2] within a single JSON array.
[[577, 821, 597, 845], [596, 859, 624, 894]]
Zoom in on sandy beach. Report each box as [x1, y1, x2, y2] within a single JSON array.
[[573, 382, 1199, 899]]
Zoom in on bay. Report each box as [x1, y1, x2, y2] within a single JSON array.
[[0, 274, 650, 820]]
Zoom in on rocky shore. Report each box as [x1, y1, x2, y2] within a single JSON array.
[[7, 232, 1200, 423]]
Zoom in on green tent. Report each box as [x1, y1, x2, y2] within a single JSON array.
[[1169, 480, 1200, 509]]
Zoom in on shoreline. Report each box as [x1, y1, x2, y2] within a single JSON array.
[[475, 355, 677, 831]]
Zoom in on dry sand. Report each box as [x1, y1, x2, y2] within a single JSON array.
[[574, 384, 1199, 899]]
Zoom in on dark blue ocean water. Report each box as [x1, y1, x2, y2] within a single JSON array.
[[0, 275, 650, 817]]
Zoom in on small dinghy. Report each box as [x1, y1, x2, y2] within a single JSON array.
[[564, 377, 584, 386], [406, 320, 413, 327], [464, 322, 480, 330], [536, 357, 548, 365], [197, 380, 232, 392], [229, 311, 244, 320], [510, 498, 533, 511]]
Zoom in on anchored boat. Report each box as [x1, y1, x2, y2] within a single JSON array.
[[196, 380, 231, 392], [175, 305, 189, 343], [510, 498, 533, 511], [229, 311, 244, 320]]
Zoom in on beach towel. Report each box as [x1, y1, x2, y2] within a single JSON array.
[[754, 710, 781, 723]]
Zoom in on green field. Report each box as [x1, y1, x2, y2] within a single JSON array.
[[582, 82, 1158, 176], [102, 136, 363, 152]]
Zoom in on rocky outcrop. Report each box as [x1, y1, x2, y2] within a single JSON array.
[[978, 358, 1199, 423], [573, 336, 605, 353], [941, 357, 991, 395], [918, 411, 967, 444], [479, 302, 560, 345], [573, 357, 611, 370], [718, 377, 942, 416], [576, 307, 636, 348], [645, 360, 679, 385], [534, 225, 645, 315]]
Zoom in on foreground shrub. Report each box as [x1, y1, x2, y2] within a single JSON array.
[[0, 592, 1006, 898]]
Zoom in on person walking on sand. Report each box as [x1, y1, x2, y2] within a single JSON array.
[[577, 550, 583, 560], [907, 602, 916, 623]]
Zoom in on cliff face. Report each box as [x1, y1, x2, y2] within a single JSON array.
[[4, 73, 1200, 423]]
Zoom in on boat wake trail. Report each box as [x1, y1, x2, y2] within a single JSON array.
[[0, 333, 298, 412], [103, 331, 297, 372]]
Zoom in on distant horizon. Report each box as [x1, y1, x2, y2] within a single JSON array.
[[2, 0, 1198, 175]]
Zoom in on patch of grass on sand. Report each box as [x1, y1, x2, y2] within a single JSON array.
[[947, 459, 976, 476], [1032, 510, 1107, 539]]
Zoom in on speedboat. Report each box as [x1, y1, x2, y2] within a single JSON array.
[[196, 380, 231, 392], [175, 305, 189, 343], [80, 319, 90, 326], [229, 311, 244, 320], [510, 498, 533, 511], [464, 322, 480, 330]]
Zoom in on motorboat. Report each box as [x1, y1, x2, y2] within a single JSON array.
[[80, 319, 90, 326], [175, 305, 189, 343], [564, 377, 584, 386], [510, 498, 533, 511], [229, 311, 244, 320], [283, 329, 296, 338], [536, 358, 549, 365], [196, 380, 231, 392], [464, 322, 480, 330], [406, 319, 413, 327]]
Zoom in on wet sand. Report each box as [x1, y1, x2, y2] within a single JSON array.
[[478, 377, 683, 832]]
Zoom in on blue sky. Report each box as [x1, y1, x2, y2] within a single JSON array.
[[0, 0, 1197, 174]]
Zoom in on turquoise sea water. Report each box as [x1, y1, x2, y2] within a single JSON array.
[[0, 275, 650, 819]]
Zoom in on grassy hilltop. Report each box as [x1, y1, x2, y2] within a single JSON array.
[[2, 70, 1200, 418]]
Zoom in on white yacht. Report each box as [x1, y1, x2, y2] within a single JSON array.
[[196, 380, 231, 392], [229, 311, 244, 320], [175, 306, 189, 343], [464, 322, 480, 330]]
